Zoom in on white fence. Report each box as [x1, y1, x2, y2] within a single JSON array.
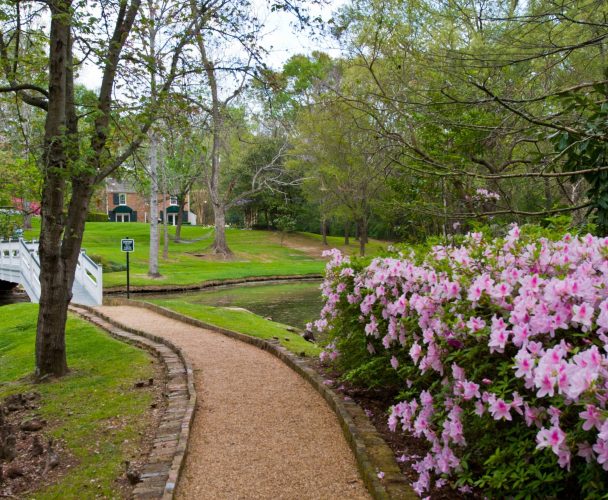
[[0, 239, 103, 306]]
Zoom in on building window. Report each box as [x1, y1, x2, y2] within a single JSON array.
[[118, 193, 127, 205], [116, 213, 130, 222], [169, 196, 178, 206]]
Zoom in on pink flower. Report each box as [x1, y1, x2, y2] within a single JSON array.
[[572, 302, 594, 329], [579, 405, 602, 431], [514, 349, 534, 378], [491, 282, 512, 299], [466, 316, 486, 333], [536, 425, 566, 455], [451, 363, 465, 381], [461, 381, 480, 401], [474, 401, 485, 416], [489, 398, 512, 421], [577, 442, 595, 463], [390, 356, 399, 370], [535, 373, 555, 398], [524, 404, 542, 428], [409, 342, 422, 364], [488, 328, 509, 353], [558, 448, 571, 470], [511, 392, 524, 415], [319, 228, 608, 489], [592, 439, 608, 471]]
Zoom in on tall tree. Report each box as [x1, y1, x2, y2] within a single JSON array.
[[185, 0, 320, 256], [331, 0, 608, 230], [0, 0, 189, 376]]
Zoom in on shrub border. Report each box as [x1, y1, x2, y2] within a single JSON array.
[[103, 297, 417, 500], [69, 304, 196, 500]]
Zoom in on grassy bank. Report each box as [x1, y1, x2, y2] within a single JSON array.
[[145, 299, 321, 357], [0, 303, 156, 498], [23, 220, 387, 288]]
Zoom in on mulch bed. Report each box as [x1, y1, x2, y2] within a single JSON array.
[[0, 360, 166, 499], [0, 391, 74, 498]]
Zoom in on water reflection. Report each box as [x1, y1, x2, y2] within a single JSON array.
[[145, 280, 323, 330]]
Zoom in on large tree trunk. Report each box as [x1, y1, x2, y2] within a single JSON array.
[[211, 203, 231, 256], [195, 26, 232, 257], [35, 2, 74, 378], [36, 176, 70, 378], [344, 220, 350, 246], [148, 133, 161, 277], [31, 0, 160, 379]]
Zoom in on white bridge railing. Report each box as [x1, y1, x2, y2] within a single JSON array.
[[0, 239, 103, 306]]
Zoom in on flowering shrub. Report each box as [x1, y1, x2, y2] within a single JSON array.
[[316, 227, 608, 497], [473, 188, 501, 202]]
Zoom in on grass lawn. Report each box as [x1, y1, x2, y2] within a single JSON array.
[[24, 220, 388, 289], [298, 231, 388, 256], [0, 303, 156, 498], [145, 299, 321, 357]]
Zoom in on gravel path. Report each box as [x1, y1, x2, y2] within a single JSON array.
[[97, 306, 370, 500]]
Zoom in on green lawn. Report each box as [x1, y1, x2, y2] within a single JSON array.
[[145, 299, 321, 357], [0, 303, 156, 499], [24, 220, 387, 289], [298, 231, 388, 256]]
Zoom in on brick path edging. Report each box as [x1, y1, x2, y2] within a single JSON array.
[[69, 304, 196, 500], [104, 297, 417, 500]]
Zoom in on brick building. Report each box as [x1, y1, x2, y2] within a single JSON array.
[[100, 178, 197, 225]]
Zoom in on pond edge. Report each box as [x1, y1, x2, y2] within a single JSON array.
[[104, 273, 323, 295]]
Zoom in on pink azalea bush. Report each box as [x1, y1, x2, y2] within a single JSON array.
[[316, 226, 608, 497]]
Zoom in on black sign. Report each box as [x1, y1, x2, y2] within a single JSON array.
[[121, 238, 135, 252]]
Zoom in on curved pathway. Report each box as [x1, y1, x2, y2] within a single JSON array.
[[97, 305, 369, 500]]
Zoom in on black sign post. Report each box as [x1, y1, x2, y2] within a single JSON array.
[[121, 237, 135, 299]]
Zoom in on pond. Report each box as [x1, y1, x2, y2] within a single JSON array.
[[0, 280, 326, 331], [143, 280, 324, 330]]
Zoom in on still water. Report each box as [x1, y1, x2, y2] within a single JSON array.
[[144, 280, 324, 330]]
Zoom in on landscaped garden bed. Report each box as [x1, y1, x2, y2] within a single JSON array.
[[314, 225, 608, 498]]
